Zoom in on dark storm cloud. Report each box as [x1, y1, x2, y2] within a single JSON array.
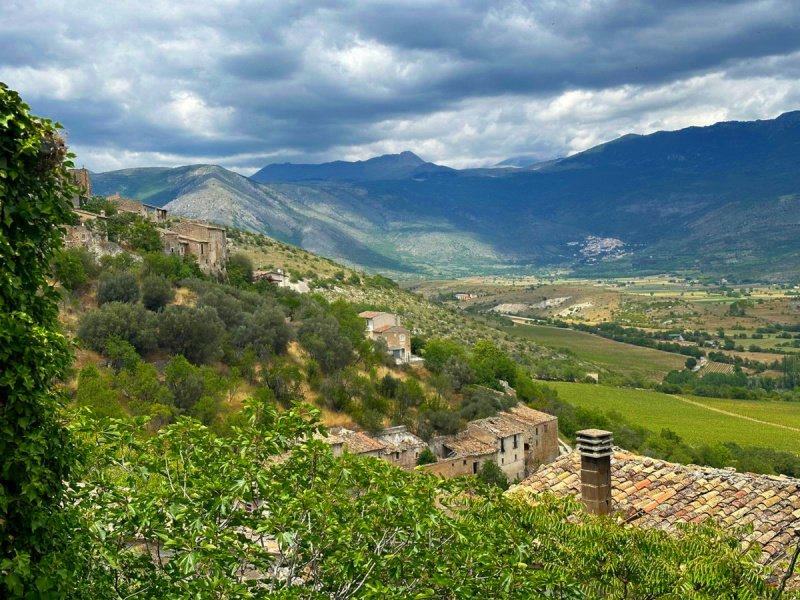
[[1, 0, 800, 171]]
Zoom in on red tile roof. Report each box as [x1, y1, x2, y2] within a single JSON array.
[[509, 449, 800, 571]]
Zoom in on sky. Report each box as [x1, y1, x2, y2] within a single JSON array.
[[2, 0, 800, 174]]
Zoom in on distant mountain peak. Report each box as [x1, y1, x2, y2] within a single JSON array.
[[251, 150, 450, 183]]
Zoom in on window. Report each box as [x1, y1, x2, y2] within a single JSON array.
[[513, 435, 518, 449], [500, 438, 505, 453], [463, 459, 467, 466], [472, 462, 478, 474], [544, 424, 548, 432], [399, 334, 406, 342], [514, 454, 517, 461], [501, 458, 504, 465]]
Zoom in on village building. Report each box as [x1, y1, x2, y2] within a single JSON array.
[[253, 269, 310, 294], [424, 431, 497, 478], [358, 311, 412, 364], [467, 415, 527, 481], [503, 404, 560, 473], [67, 168, 92, 208], [423, 404, 560, 480], [509, 429, 800, 585], [374, 426, 428, 470], [324, 427, 386, 459], [454, 292, 477, 301], [168, 220, 228, 275], [106, 193, 168, 223]]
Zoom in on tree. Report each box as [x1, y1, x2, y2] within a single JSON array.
[[421, 338, 465, 373], [165, 355, 206, 410], [69, 403, 774, 598], [78, 302, 159, 354], [0, 82, 88, 596], [97, 270, 139, 305], [226, 252, 253, 287], [140, 274, 174, 311], [158, 305, 226, 364], [416, 447, 437, 465], [233, 302, 292, 359], [477, 460, 509, 490], [469, 340, 517, 388], [685, 357, 698, 370], [52, 247, 95, 292], [298, 315, 354, 373]]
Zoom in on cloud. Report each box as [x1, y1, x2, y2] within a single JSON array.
[[1, 0, 799, 172]]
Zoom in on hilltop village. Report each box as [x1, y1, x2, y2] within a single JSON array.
[[66, 168, 228, 274]]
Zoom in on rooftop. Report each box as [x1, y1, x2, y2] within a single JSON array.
[[373, 324, 408, 334], [358, 311, 384, 319], [442, 433, 496, 457], [469, 415, 525, 438], [505, 404, 558, 427], [509, 449, 800, 568], [327, 427, 386, 455], [375, 426, 427, 453]]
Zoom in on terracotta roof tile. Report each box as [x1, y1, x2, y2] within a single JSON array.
[[509, 450, 800, 571]]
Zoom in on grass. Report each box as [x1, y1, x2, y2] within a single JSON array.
[[687, 396, 800, 430], [502, 323, 685, 381], [550, 382, 800, 454]]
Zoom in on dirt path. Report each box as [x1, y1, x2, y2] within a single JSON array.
[[672, 395, 800, 433]]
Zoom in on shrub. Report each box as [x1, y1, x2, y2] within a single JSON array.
[[298, 315, 354, 373], [78, 302, 159, 353], [416, 447, 437, 465], [165, 355, 206, 410], [477, 460, 509, 490], [158, 305, 226, 364], [52, 247, 96, 292], [227, 253, 253, 287], [97, 271, 139, 305], [233, 302, 292, 358], [140, 274, 174, 311]]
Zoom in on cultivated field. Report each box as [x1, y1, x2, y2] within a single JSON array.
[[502, 323, 685, 381], [550, 382, 800, 454]]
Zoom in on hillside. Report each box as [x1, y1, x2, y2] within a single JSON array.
[[93, 111, 800, 280]]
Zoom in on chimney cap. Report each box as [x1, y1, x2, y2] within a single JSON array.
[[576, 429, 613, 458]]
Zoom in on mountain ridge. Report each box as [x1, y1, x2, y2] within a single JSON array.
[[91, 111, 800, 280]]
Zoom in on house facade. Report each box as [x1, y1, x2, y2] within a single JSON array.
[[374, 426, 428, 469], [358, 311, 412, 364], [467, 416, 527, 482]]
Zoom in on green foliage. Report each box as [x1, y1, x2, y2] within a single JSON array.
[[140, 274, 174, 311], [416, 447, 437, 465], [469, 340, 517, 388], [158, 305, 226, 364], [97, 270, 139, 305], [0, 82, 88, 597], [685, 357, 698, 370], [52, 247, 96, 292], [421, 338, 465, 373], [233, 301, 292, 359], [66, 404, 774, 598], [78, 301, 159, 353], [106, 212, 162, 252], [165, 355, 206, 410], [298, 314, 354, 373], [141, 251, 201, 281], [227, 252, 254, 287], [81, 195, 117, 216], [75, 365, 125, 418], [103, 337, 140, 372], [477, 459, 509, 490]]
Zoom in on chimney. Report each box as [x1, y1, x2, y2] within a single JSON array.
[[576, 429, 613, 516]]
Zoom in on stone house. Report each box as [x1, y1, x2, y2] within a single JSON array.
[[358, 311, 412, 364], [503, 405, 560, 474], [167, 220, 228, 275], [423, 431, 497, 477], [374, 426, 428, 470], [67, 168, 92, 208], [107, 193, 168, 223], [468, 415, 527, 482], [324, 427, 386, 459]]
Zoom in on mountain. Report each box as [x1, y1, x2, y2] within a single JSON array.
[[250, 151, 454, 183], [92, 111, 800, 280]]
